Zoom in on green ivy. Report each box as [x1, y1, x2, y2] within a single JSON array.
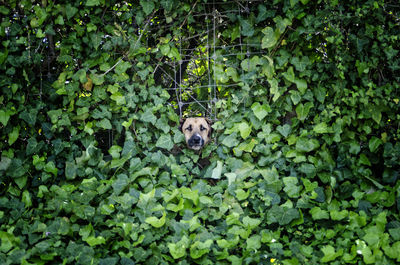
[[1, 0, 400, 264]]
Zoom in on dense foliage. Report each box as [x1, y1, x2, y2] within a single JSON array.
[[1, 0, 400, 264]]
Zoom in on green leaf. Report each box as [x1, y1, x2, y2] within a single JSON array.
[[66, 4, 78, 20], [140, 0, 155, 15], [156, 134, 174, 151], [222, 133, 239, 148], [251, 102, 271, 120], [368, 136, 382, 153], [65, 162, 77, 180], [296, 102, 313, 121], [283, 66, 295, 82], [242, 216, 261, 230], [86, 0, 100, 6], [310, 207, 329, 220], [235, 188, 249, 201], [383, 241, 400, 261], [20, 109, 38, 126], [240, 18, 254, 37], [359, 153, 371, 166], [371, 111, 381, 124], [295, 78, 307, 94], [115, 61, 131, 75], [90, 73, 104, 85], [0, 231, 14, 252], [283, 177, 302, 198], [0, 110, 11, 126], [238, 121, 251, 139], [168, 236, 189, 259], [267, 205, 299, 225], [262, 27, 277, 49], [313, 122, 329, 134], [269, 78, 280, 101], [296, 137, 320, 152], [97, 118, 112, 129], [145, 211, 166, 228], [330, 210, 348, 221], [190, 240, 213, 259], [85, 236, 106, 246], [160, 44, 170, 56], [321, 245, 342, 262], [0, 156, 11, 171], [8, 126, 19, 145], [277, 124, 291, 138], [22, 190, 32, 208], [246, 235, 261, 250], [44, 161, 58, 176], [211, 161, 223, 179]]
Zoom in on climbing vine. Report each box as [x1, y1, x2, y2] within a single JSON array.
[[0, 0, 400, 264]]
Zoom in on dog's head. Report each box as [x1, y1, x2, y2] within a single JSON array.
[[180, 117, 212, 150]]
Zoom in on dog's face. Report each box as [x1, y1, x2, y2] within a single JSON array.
[[180, 117, 212, 150]]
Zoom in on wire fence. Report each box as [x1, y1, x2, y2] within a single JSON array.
[[149, 1, 268, 120]]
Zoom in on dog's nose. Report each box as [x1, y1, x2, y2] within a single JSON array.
[[188, 134, 203, 146]]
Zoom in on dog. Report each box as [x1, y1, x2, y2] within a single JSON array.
[[180, 117, 212, 150]]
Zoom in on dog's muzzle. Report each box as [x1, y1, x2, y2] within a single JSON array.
[[188, 134, 204, 150]]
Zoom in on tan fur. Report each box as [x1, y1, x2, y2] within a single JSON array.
[[181, 117, 212, 150]]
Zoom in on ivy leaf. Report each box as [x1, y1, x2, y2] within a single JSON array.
[[372, 111, 382, 124], [240, 18, 255, 37], [246, 235, 261, 250], [65, 162, 77, 180], [168, 236, 189, 260], [0, 110, 11, 126], [97, 118, 112, 129], [283, 66, 295, 83], [283, 177, 302, 198], [156, 134, 174, 151], [238, 122, 251, 139], [44, 161, 58, 176], [86, 0, 100, 7], [310, 207, 329, 220], [85, 236, 106, 247], [114, 61, 131, 75], [190, 240, 213, 259], [211, 161, 223, 179], [277, 124, 291, 138], [242, 216, 261, 230], [251, 102, 271, 121], [8, 126, 19, 145], [140, 0, 155, 15], [313, 122, 329, 134], [222, 133, 239, 148], [145, 211, 166, 228], [296, 137, 320, 152], [19, 109, 38, 126], [296, 102, 313, 121], [369, 136, 382, 152], [262, 27, 277, 49], [0, 156, 11, 171], [321, 245, 342, 262], [267, 205, 299, 225], [295, 78, 308, 94], [66, 4, 78, 20]]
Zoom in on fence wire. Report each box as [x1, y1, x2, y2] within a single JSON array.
[[150, 1, 267, 120]]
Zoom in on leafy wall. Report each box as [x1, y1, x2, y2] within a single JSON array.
[[1, 0, 400, 264]]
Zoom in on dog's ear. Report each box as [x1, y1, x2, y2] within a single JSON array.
[[205, 118, 213, 137], [179, 118, 185, 132]]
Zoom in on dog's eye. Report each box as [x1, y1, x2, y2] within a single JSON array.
[[185, 125, 192, 131], [200, 125, 207, 131]]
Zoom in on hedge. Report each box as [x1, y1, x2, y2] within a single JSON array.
[[0, 0, 399, 264]]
